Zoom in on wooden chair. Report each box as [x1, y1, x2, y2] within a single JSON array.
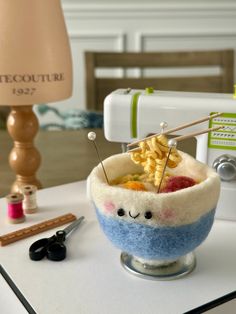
[[85, 50, 234, 111]]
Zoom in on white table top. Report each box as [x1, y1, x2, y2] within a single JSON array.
[[0, 181, 235, 314], [0, 271, 28, 314]]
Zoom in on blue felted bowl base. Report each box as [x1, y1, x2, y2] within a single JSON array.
[[96, 207, 215, 261]]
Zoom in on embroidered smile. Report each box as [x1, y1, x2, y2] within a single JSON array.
[[129, 211, 140, 219]]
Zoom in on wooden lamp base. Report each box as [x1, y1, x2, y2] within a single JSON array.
[[7, 105, 42, 193]]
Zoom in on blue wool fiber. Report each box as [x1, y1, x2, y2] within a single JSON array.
[[96, 208, 215, 261]]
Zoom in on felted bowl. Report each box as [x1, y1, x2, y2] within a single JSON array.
[[88, 152, 220, 264]]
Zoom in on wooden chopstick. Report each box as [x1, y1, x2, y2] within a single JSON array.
[[128, 124, 224, 153], [128, 146, 143, 153], [172, 125, 224, 142], [127, 112, 223, 147]]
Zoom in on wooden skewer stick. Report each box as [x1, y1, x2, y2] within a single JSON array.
[[129, 124, 224, 153], [127, 112, 223, 147], [173, 125, 224, 142], [156, 125, 223, 193], [128, 147, 143, 153]]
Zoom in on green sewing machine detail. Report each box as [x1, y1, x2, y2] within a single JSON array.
[[208, 112, 236, 151]]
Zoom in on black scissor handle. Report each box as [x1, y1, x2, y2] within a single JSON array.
[[55, 230, 66, 242], [29, 231, 67, 262], [46, 230, 66, 261], [47, 242, 66, 261], [29, 236, 55, 261]]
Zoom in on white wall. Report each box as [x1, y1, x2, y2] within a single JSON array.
[[38, 0, 236, 124]]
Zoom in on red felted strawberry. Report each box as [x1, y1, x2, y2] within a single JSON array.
[[161, 176, 196, 193]]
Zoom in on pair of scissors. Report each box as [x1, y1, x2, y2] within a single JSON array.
[[29, 216, 84, 261]]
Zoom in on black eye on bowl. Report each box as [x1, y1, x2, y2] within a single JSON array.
[[144, 211, 152, 219], [117, 208, 125, 216]]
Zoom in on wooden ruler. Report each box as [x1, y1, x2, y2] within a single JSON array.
[[0, 213, 76, 247]]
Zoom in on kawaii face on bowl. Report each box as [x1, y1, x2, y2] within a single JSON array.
[[103, 200, 176, 226], [89, 152, 220, 228], [89, 152, 220, 261]]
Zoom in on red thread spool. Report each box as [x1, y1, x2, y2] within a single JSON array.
[[6, 193, 25, 224]]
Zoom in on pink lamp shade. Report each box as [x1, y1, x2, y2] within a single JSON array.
[[0, 0, 73, 192], [0, 0, 72, 105]]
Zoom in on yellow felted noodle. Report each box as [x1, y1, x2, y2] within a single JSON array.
[[130, 134, 182, 186]]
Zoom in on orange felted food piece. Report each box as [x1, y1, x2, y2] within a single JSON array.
[[122, 181, 147, 191]]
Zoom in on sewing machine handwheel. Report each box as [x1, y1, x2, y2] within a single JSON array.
[[213, 154, 236, 181]]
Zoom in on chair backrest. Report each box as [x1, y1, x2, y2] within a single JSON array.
[[85, 50, 234, 111]]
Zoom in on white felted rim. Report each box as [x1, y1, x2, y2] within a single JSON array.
[[89, 152, 220, 227]]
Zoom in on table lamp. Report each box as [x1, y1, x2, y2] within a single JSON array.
[[0, 0, 72, 192]]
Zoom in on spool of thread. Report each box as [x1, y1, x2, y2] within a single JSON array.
[[21, 185, 38, 214], [6, 193, 25, 224]]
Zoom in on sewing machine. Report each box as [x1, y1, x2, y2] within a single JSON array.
[[104, 88, 236, 221]]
